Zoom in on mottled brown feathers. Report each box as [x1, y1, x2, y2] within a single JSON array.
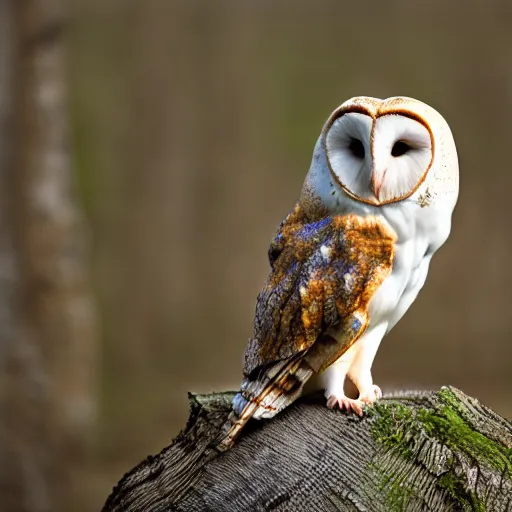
[[243, 204, 396, 377], [217, 206, 396, 451]]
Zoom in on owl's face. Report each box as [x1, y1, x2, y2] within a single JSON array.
[[309, 96, 458, 210]]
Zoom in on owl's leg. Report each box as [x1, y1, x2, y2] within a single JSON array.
[[321, 342, 364, 415], [347, 323, 387, 406]]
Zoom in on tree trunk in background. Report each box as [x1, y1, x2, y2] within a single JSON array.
[[0, 1, 98, 511]]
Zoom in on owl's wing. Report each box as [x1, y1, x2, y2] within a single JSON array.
[[217, 207, 396, 451]]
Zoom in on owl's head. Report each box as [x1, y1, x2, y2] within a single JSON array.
[[303, 96, 458, 212]]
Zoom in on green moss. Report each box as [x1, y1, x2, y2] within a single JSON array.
[[437, 387, 467, 414], [373, 468, 416, 511], [367, 403, 418, 509], [432, 388, 512, 476], [419, 407, 512, 476], [437, 473, 485, 512], [370, 389, 512, 475], [367, 389, 511, 510], [369, 402, 416, 458]]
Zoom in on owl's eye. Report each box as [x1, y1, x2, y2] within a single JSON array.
[[391, 141, 411, 157], [348, 138, 365, 159]]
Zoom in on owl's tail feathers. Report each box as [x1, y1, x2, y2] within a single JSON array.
[[215, 356, 314, 452]]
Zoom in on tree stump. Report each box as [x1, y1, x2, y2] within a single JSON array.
[[102, 387, 512, 511]]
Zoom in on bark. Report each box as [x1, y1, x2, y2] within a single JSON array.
[[0, 1, 98, 511], [103, 387, 512, 512]]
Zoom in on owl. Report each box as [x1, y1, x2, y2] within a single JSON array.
[[217, 96, 459, 452]]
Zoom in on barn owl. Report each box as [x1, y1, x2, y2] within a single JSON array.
[[217, 96, 458, 451]]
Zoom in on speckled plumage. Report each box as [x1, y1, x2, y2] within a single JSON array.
[[217, 96, 458, 451], [218, 207, 396, 450], [244, 206, 396, 375]]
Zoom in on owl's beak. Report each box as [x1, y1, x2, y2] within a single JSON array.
[[371, 168, 386, 202]]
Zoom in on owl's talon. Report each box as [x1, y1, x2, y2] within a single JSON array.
[[358, 385, 382, 404], [326, 394, 364, 416]]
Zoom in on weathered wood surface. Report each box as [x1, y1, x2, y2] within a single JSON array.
[[103, 387, 512, 511]]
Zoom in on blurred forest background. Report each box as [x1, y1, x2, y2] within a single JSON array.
[[1, 1, 512, 511]]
